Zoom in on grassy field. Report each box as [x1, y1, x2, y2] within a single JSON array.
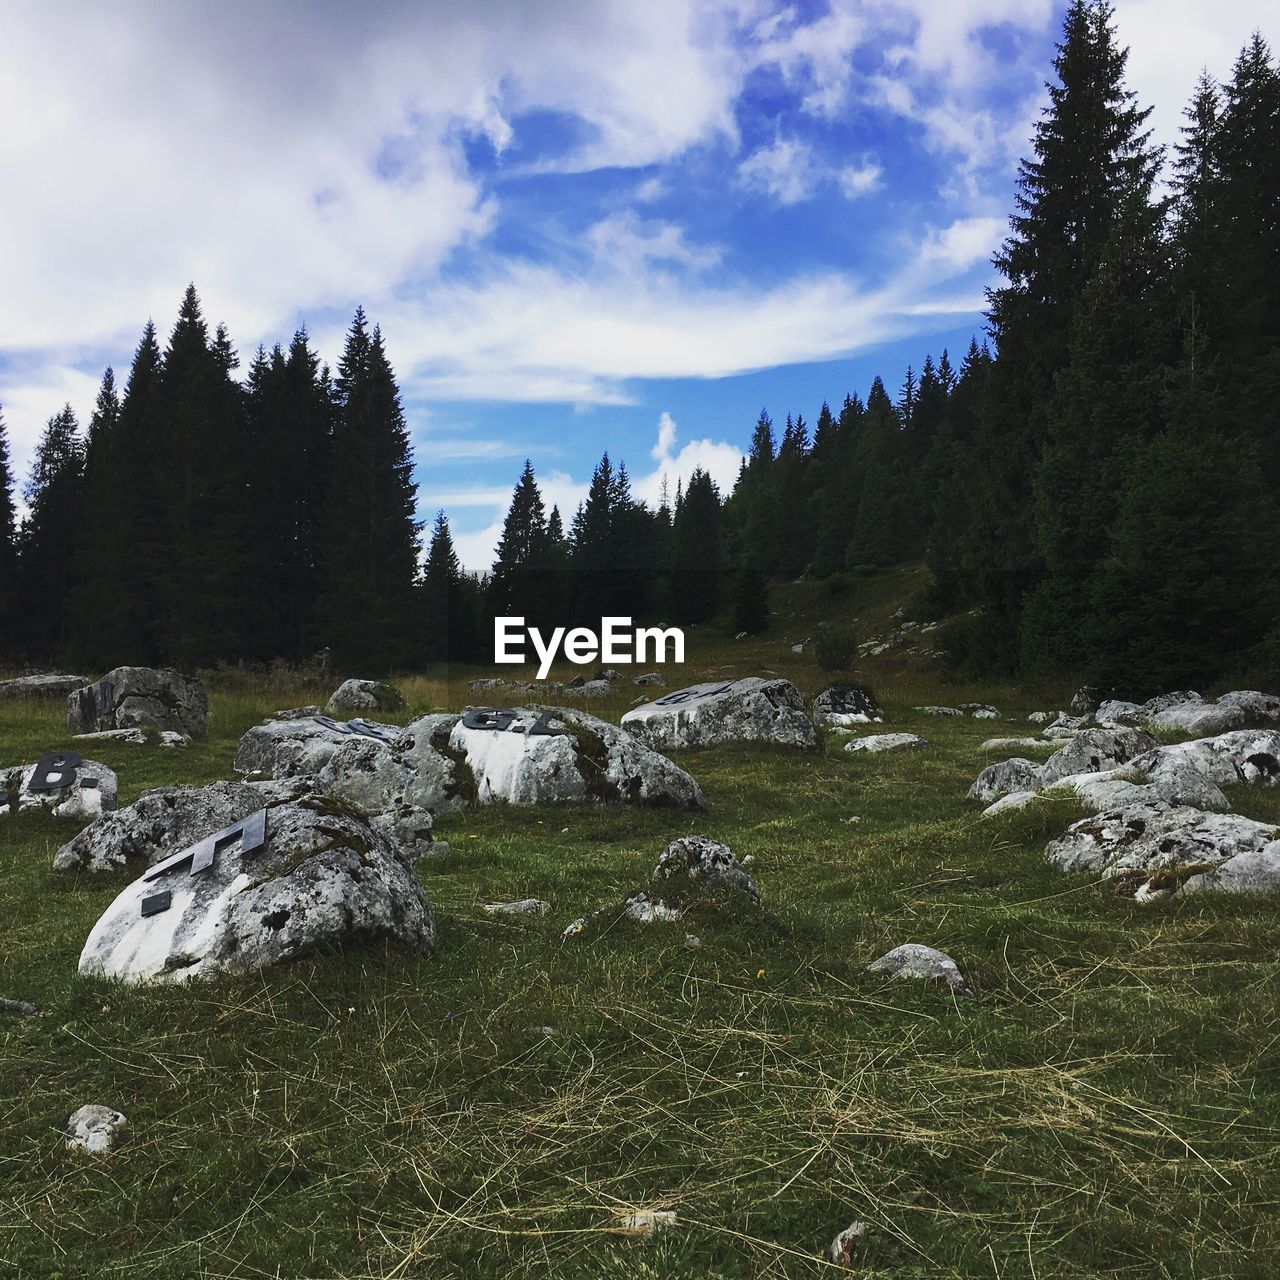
[[2, 575, 1279, 1278]]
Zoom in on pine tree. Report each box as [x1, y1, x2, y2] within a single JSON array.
[[670, 468, 723, 624], [732, 557, 770, 634], [491, 460, 551, 627], [317, 311, 422, 670], [0, 408, 15, 658], [422, 510, 477, 663], [16, 406, 83, 658]]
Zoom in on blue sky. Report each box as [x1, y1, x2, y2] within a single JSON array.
[[1, 0, 1270, 567]]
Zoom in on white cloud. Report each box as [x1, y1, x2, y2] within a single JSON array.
[[738, 135, 817, 205], [635, 412, 744, 508], [837, 160, 884, 198]]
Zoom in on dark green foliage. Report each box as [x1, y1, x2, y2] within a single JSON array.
[[15, 405, 83, 657], [731, 558, 770, 635], [670, 468, 723, 625], [422, 510, 481, 663], [315, 310, 422, 671], [0, 408, 15, 658], [491, 460, 554, 629], [813, 625, 858, 672]]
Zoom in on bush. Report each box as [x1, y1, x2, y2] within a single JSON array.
[[814, 626, 858, 671], [821, 571, 854, 599]]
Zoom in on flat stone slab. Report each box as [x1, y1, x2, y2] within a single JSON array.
[[0, 674, 89, 700], [844, 733, 928, 753], [621, 678, 817, 750]]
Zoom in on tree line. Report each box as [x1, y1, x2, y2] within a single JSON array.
[[1, 2, 1276, 694]]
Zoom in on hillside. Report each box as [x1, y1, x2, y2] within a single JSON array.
[[1, 570, 1279, 1278]]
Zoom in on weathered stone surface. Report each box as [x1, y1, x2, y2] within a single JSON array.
[[78, 794, 435, 984], [1070, 686, 1103, 716], [1149, 698, 1246, 737], [652, 835, 758, 900], [633, 672, 665, 687], [982, 736, 1058, 751], [268, 705, 323, 721], [812, 683, 883, 729], [595, 668, 623, 683], [980, 790, 1042, 817], [1217, 690, 1280, 724], [1027, 711, 1052, 724], [0, 673, 89, 700], [914, 705, 962, 717], [1142, 691, 1202, 718], [1045, 801, 1280, 898], [1038, 728, 1159, 788], [1094, 700, 1144, 728], [68, 667, 208, 740], [71, 727, 190, 748], [562, 679, 613, 699], [326, 679, 405, 714], [867, 943, 973, 998], [1053, 763, 1229, 813], [829, 1221, 869, 1267], [321, 706, 706, 813], [1042, 712, 1090, 738], [1134, 729, 1280, 792], [2, 756, 116, 822], [234, 716, 399, 780], [959, 703, 1000, 719], [65, 1104, 128, 1154], [621, 678, 817, 750], [844, 733, 929, 754], [369, 803, 446, 862], [482, 898, 550, 916], [622, 891, 686, 924], [55, 780, 282, 873], [968, 757, 1043, 804]]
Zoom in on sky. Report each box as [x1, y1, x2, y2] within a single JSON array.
[[0, 0, 1273, 569]]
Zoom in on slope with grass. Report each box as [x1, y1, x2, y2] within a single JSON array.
[[2, 573, 1279, 1278]]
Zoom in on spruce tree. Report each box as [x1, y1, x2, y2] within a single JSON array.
[[0, 408, 15, 658], [731, 557, 770, 635], [16, 406, 83, 658], [670, 468, 723, 624], [491, 460, 551, 627], [422, 510, 477, 663], [317, 311, 422, 670]]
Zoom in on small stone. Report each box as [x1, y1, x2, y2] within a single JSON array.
[[684, 934, 702, 949], [561, 917, 587, 941], [325, 679, 405, 714], [65, 1104, 128, 1154], [829, 1220, 869, 1267], [621, 1209, 678, 1234], [868, 943, 974, 998], [844, 733, 928, 753], [482, 898, 551, 917]]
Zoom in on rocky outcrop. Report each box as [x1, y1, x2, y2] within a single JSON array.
[[812, 684, 883, 729], [1, 753, 116, 822], [68, 667, 208, 740], [621, 678, 817, 750], [1045, 801, 1280, 899], [325, 679, 405, 714], [78, 793, 436, 984], [0, 673, 89, 700], [234, 716, 399, 780], [971, 729, 1157, 805], [844, 733, 928, 754], [318, 706, 706, 813]]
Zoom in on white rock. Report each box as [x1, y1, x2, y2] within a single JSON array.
[[981, 790, 1042, 817], [234, 715, 399, 780], [829, 1221, 869, 1266], [2, 755, 117, 822], [652, 835, 758, 899], [813, 683, 884, 729], [65, 1104, 128, 1154], [967, 758, 1042, 804], [622, 892, 685, 924], [1149, 699, 1246, 737], [844, 733, 928, 754], [867, 943, 973, 998], [981, 737, 1057, 751], [482, 899, 551, 916], [1026, 711, 1052, 724], [0, 673, 89, 700], [78, 794, 436, 984], [1217, 690, 1280, 724], [622, 678, 817, 751], [914, 705, 962, 717]]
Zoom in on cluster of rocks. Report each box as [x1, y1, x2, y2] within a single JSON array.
[[914, 703, 1001, 719], [857, 618, 941, 659], [1028, 688, 1280, 741], [467, 669, 663, 702], [976, 690, 1280, 900]]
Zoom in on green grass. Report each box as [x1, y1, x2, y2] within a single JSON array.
[[2, 580, 1279, 1277]]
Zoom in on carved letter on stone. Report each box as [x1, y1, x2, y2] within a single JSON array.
[[26, 751, 83, 793]]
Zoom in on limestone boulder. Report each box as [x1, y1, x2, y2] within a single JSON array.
[[1, 753, 116, 822], [845, 733, 928, 754], [234, 715, 399, 780], [621, 678, 817, 750], [812, 683, 883, 729], [867, 944, 974, 999], [0, 673, 89, 700], [68, 667, 208, 740], [326, 679, 405, 714]]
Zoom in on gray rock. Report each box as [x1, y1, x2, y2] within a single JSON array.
[[1038, 728, 1159, 788], [326, 679, 405, 714], [369, 803, 445, 862], [1135, 729, 1280, 792], [1070, 686, 1103, 716], [633, 672, 666, 687], [813, 683, 883, 729], [914, 705, 962, 717], [65, 1104, 128, 1154], [1141, 690, 1202, 717], [595, 668, 623, 683], [829, 1220, 869, 1267], [1045, 801, 1280, 898], [959, 703, 1000, 719], [0, 673, 89, 700], [844, 733, 928, 754], [2, 755, 116, 822], [1094, 699, 1145, 728], [322, 706, 705, 813], [1051, 763, 1229, 813], [482, 899, 551, 916], [980, 790, 1042, 817], [72, 728, 148, 745], [1217, 690, 1280, 724], [967, 757, 1043, 803], [234, 716, 399, 780], [982, 736, 1058, 751], [68, 667, 208, 740], [78, 793, 435, 984], [54, 780, 278, 873], [867, 943, 973, 998], [268, 705, 323, 721], [652, 835, 758, 900], [621, 678, 817, 750], [621, 891, 686, 924], [1149, 699, 1247, 737], [562, 679, 613, 698], [1026, 711, 1052, 724], [1043, 711, 1090, 737]]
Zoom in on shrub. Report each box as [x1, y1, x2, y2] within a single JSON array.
[[814, 626, 858, 671]]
